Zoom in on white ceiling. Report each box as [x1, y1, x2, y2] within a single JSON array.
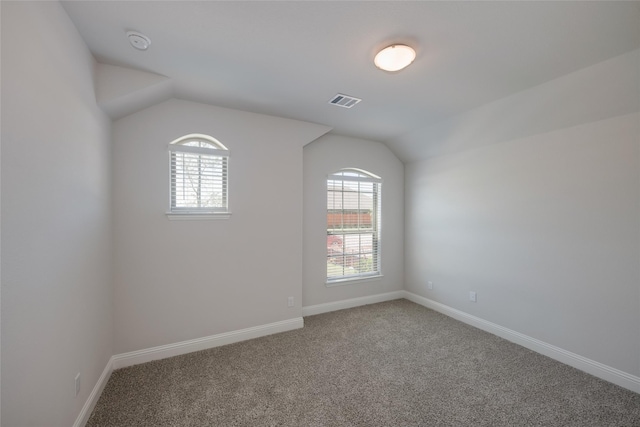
[[61, 1, 640, 161]]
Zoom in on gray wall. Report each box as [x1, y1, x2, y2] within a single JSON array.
[[2, 4, 638, 424], [405, 50, 640, 377], [112, 99, 329, 354], [1, 2, 113, 426], [303, 135, 404, 306]]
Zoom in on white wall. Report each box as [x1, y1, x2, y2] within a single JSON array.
[[404, 51, 640, 376], [112, 99, 329, 354], [303, 135, 404, 307], [1, 2, 113, 426], [392, 49, 640, 162]]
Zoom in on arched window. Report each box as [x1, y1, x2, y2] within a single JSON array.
[[327, 168, 381, 283], [168, 134, 229, 218]]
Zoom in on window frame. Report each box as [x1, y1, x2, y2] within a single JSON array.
[[326, 168, 382, 285], [166, 134, 231, 221]]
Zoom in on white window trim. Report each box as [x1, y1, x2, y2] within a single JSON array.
[[325, 274, 384, 287], [168, 134, 230, 219], [326, 168, 382, 284], [166, 212, 232, 221], [168, 144, 230, 157]]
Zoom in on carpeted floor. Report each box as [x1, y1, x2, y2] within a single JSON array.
[[87, 299, 640, 426]]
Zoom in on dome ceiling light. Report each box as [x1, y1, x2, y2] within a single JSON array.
[[374, 44, 416, 72]]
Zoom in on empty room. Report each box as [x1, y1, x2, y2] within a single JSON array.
[[2, 1, 640, 426]]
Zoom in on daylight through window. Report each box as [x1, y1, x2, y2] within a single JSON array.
[[169, 134, 229, 214], [327, 169, 381, 282]]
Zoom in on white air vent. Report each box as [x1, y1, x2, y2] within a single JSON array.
[[329, 94, 362, 108]]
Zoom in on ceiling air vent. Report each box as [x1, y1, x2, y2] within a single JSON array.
[[329, 94, 362, 108]]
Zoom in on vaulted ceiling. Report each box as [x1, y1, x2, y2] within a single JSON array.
[[61, 1, 640, 162]]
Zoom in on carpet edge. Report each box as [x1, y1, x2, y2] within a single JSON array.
[[403, 290, 640, 394], [111, 317, 304, 370], [301, 291, 405, 317], [73, 356, 114, 427]]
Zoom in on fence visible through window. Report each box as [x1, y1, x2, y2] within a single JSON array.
[[327, 169, 381, 282]]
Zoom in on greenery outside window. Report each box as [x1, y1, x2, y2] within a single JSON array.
[[327, 168, 381, 283]]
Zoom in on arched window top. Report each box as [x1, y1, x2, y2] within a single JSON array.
[[167, 133, 230, 219], [329, 168, 381, 183], [169, 133, 228, 151]]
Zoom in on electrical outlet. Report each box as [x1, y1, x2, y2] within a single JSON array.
[[427, 281, 433, 290], [75, 373, 81, 397], [287, 297, 294, 307], [469, 291, 477, 302]]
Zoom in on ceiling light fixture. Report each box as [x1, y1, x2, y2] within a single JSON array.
[[127, 31, 151, 51], [374, 44, 416, 72]]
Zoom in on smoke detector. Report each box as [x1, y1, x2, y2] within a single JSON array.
[[127, 31, 151, 51]]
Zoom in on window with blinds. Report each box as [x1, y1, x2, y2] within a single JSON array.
[[168, 134, 229, 216], [327, 169, 381, 283]]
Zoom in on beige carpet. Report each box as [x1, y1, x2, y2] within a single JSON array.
[[87, 299, 640, 426]]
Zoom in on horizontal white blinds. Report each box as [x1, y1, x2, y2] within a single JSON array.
[[170, 150, 228, 211], [327, 171, 381, 281]]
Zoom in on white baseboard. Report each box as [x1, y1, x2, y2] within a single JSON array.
[[73, 292, 639, 427], [112, 317, 304, 370], [72, 356, 114, 427], [302, 291, 404, 317], [74, 317, 304, 426], [402, 291, 640, 394]]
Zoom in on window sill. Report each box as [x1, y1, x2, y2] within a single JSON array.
[[166, 212, 232, 221], [326, 274, 383, 287]]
